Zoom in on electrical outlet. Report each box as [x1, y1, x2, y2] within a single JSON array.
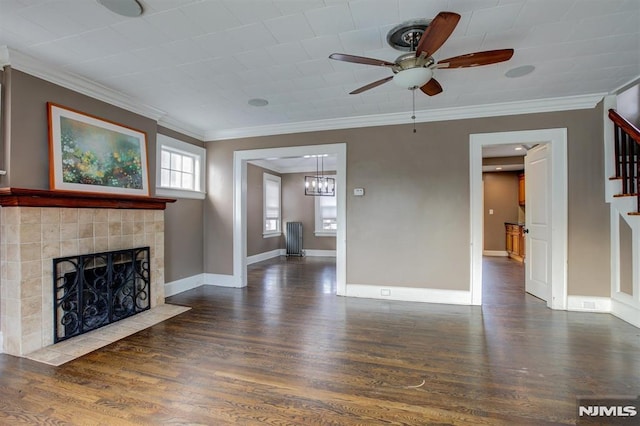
[[381, 288, 390, 296]]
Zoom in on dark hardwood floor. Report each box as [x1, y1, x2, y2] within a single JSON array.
[[1, 256, 639, 425]]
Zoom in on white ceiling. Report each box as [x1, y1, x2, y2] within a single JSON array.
[[250, 154, 337, 174], [1, 0, 639, 141], [482, 142, 529, 158]]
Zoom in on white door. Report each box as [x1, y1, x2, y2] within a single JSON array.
[[525, 144, 552, 304]]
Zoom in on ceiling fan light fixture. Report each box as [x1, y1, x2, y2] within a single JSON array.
[[393, 67, 433, 89]]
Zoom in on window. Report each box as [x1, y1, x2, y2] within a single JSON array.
[[315, 178, 337, 236], [156, 134, 205, 199], [263, 173, 281, 237]]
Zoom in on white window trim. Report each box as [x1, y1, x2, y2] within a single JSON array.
[[156, 134, 206, 200], [314, 175, 337, 237], [263, 172, 281, 238]]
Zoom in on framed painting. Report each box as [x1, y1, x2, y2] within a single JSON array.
[[47, 103, 150, 196]]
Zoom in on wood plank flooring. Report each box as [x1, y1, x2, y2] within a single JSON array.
[[1, 256, 640, 425]]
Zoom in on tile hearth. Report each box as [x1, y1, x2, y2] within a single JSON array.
[[24, 303, 190, 366]]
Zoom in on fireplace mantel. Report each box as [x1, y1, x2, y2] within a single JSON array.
[[0, 187, 176, 210]]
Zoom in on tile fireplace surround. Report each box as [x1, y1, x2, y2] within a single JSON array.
[[0, 188, 175, 357]]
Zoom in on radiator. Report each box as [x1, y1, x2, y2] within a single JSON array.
[[285, 222, 303, 256]]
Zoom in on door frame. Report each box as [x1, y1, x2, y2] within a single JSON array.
[[469, 128, 568, 309], [233, 143, 347, 295]]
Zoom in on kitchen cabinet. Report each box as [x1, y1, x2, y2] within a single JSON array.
[[505, 223, 525, 262]]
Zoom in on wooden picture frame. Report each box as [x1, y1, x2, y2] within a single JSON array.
[[47, 102, 150, 196]]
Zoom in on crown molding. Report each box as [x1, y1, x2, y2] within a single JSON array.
[[1, 46, 606, 143], [157, 115, 205, 141], [1, 46, 164, 120], [206, 93, 605, 141], [613, 75, 640, 95], [0, 46, 205, 140]]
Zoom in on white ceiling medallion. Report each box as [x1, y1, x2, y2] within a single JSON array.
[[97, 0, 144, 17]]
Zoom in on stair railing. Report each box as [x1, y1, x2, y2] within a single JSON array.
[[609, 109, 640, 212]]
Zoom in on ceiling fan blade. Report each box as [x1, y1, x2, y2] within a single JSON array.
[[329, 53, 396, 67], [415, 11, 461, 58], [420, 78, 443, 96], [437, 49, 514, 68], [349, 76, 393, 94]]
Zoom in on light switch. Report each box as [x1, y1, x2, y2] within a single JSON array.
[[489, 209, 494, 215], [353, 188, 365, 196]]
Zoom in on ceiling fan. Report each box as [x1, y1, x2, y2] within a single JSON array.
[[329, 12, 514, 96]]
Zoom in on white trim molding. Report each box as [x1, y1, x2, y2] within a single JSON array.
[[247, 249, 285, 265], [234, 143, 347, 295], [0, 46, 205, 140], [208, 94, 604, 141], [0, 46, 606, 143], [304, 249, 336, 257], [156, 134, 206, 200], [203, 273, 243, 288], [0, 332, 3, 354], [609, 203, 640, 328], [346, 284, 471, 305], [470, 128, 568, 309], [165, 274, 204, 297], [567, 296, 612, 313], [611, 296, 640, 328], [603, 95, 618, 203]]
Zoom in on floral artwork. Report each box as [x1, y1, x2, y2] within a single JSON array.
[[48, 103, 149, 196], [60, 117, 144, 189]]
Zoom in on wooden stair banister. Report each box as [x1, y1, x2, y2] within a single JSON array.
[[609, 109, 640, 214]]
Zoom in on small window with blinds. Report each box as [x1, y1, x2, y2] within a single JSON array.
[[315, 178, 337, 236], [263, 173, 281, 237]]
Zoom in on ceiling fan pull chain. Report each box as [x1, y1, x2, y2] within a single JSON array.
[[412, 89, 417, 133]]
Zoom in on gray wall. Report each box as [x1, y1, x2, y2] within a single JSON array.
[[205, 104, 609, 296], [245, 166, 337, 256], [4, 69, 204, 283], [157, 126, 205, 282], [483, 172, 520, 252], [247, 163, 282, 257], [282, 172, 336, 251]]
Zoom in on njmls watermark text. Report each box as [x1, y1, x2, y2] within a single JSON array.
[[577, 396, 639, 424]]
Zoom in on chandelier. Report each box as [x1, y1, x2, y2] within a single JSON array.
[[304, 155, 335, 196]]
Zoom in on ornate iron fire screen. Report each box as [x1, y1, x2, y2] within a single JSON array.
[[53, 247, 150, 343]]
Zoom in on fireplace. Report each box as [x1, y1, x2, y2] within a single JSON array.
[[0, 188, 175, 356], [53, 247, 151, 343]]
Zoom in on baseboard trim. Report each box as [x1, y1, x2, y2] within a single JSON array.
[[247, 249, 285, 265], [483, 250, 508, 257], [0, 331, 3, 354], [346, 284, 470, 305], [611, 297, 640, 328], [165, 274, 204, 297], [567, 295, 611, 313], [304, 249, 336, 257], [204, 273, 244, 288]]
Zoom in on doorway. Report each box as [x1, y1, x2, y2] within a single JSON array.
[[470, 129, 568, 309], [233, 143, 347, 296]]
